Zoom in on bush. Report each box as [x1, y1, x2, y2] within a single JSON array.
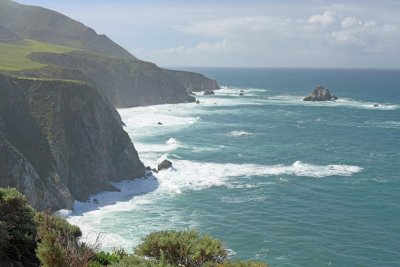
[[92, 248, 128, 266], [135, 230, 227, 267], [0, 187, 37, 264], [109, 255, 174, 267], [35, 212, 96, 267], [35, 211, 82, 239]]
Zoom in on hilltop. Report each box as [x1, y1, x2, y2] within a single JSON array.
[[0, 0, 219, 107]]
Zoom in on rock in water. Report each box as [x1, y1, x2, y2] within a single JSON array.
[[303, 85, 338, 101], [203, 90, 215, 95], [158, 160, 172, 171]]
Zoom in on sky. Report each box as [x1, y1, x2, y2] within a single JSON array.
[[16, 0, 400, 68]]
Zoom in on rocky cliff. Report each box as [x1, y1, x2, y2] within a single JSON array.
[[0, 74, 145, 211], [164, 69, 220, 93], [23, 51, 196, 108]]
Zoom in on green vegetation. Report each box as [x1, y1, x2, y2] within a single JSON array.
[[0, 187, 268, 267], [0, 39, 73, 70], [0, 187, 37, 264], [135, 230, 227, 267]]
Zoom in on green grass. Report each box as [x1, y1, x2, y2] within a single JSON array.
[[0, 39, 74, 71]]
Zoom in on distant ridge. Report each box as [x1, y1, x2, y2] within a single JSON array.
[[0, 0, 136, 59], [0, 0, 219, 108]]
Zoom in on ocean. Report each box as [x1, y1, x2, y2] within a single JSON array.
[[67, 68, 400, 267]]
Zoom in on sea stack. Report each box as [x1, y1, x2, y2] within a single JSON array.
[[303, 85, 338, 101]]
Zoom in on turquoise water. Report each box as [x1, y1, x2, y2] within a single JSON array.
[[68, 68, 400, 267]]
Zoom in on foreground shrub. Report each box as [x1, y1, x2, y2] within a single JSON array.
[[109, 255, 174, 267], [135, 230, 227, 267], [0, 187, 37, 264], [91, 248, 128, 266], [35, 212, 97, 267]]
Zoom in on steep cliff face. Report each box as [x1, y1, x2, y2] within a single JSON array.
[[26, 51, 196, 108], [164, 69, 220, 93], [0, 74, 145, 210]]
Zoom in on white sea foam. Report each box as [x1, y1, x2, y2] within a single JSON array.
[[364, 120, 400, 129], [227, 130, 254, 137], [67, 159, 362, 250], [266, 95, 400, 110], [216, 86, 267, 96]]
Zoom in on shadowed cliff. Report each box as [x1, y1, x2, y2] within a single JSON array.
[[0, 74, 145, 211]]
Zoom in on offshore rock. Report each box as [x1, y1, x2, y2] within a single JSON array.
[[158, 160, 172, 171], [303, 85, 338, 101], [203, 90, 215, 95]]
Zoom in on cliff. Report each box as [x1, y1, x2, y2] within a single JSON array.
[[0, 74, 145, 211], [23, 51, 196, 108], [0, 0, 218, 107], [164, 69, 220, 93]]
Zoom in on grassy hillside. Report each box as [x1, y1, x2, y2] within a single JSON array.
[[0, 39, 73, 71], [0, 0, 135, 59]]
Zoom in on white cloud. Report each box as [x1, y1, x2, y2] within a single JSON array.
[[177, 16, 291, 37], [174, 12, 399, 56], [166, 40, 245, 54], [341, 17, 360, 28], [308, 11, 336, 25]]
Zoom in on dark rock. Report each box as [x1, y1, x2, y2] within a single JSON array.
[[146, 166, 152, 171], [158, 160, 172, 171], [240, 90, 244, 93], [0, 74, 145, 211], [164, 69, 220, 94], [239, 93, 244, 96], [157, 122, 163, 125], [152, 168, 159, 173], [196, 100, 200, 104], [303, 85, 338, 101], [204, 90, 215, 95], [374, 104, 379, 107]]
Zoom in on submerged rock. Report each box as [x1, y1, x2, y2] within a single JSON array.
[[203, 90, 215, 95], [303, 86, 338, 101], [158, 160, 172, 171], [239, 93, 244, 96], [196, 100, 200, 104], [157, 122, 163, 125]]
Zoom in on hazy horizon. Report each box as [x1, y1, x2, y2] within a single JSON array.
[[15, 0, 400, 69]]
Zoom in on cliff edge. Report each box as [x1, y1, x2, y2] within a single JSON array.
[[0, 74, 145, 211]]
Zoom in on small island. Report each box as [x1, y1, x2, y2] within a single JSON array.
[[303, 85, 338, 101]]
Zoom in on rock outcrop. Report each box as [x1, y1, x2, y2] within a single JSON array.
[[203, 90, 215, 95], [0, 74, 145, 211], [158, 160, 172, 171], [164, 69, 220, 94], [303, 86, 338, 101]]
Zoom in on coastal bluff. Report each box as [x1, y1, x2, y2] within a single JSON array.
[[0, 74, 145, 211]]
